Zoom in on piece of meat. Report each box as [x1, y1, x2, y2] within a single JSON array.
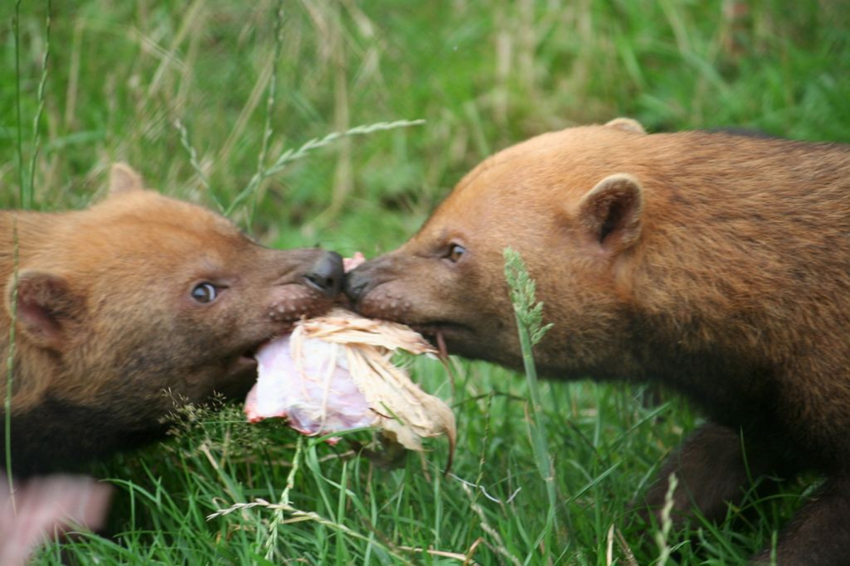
[[245, 334, 376, 434], [244, 309, 456, 453]]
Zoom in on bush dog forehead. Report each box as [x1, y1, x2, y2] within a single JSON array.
[[415, 121, 650, 258]]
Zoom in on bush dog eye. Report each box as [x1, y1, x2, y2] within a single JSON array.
[[191, 282, 218, 303], [445, 244, 466, 263]]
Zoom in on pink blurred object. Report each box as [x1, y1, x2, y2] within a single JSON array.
[[0, 473, 112, 565], [343, 252, 366, 273]]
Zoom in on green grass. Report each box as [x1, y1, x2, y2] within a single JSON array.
[[3, 0, 849, 563]]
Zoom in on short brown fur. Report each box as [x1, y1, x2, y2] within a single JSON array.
[[347, 121, 850, 564], [1, 165, 343, 476]]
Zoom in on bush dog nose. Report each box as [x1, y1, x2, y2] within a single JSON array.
[[304, 251, 345, 298], [344, 267, 368, 302]]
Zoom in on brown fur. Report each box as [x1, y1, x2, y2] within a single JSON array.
[[1, 165, 344, 476], [347, 120, 850, 563]]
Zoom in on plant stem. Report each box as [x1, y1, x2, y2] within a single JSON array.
[[264, 435, 304, 560], [14, 0, 25, 208], [503, 248, 560, 550], [5, 220, 19, 509], [248, 0, 286, 228], [225, 119, 425, 218], [515, 307, 559, 541], [26, 0, 52, 210]]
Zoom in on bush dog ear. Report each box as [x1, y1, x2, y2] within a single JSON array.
[[604, 117, 647, 135], [109, 163, 144, 194], [577, 174, 644, 252], [8, 271, 83, 350]]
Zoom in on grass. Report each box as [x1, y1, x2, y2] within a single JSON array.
[[4, 220, 19, 502], [503, 247, 559, 555], [2, 0, 849, 563]]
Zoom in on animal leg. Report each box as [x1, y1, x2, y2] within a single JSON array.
[[752, 475, 850, 565], [643, 421, 792, 525]]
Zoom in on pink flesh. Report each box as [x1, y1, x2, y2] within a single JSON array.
[[245, 335, 376, 436], [343, 252, 366, 272]]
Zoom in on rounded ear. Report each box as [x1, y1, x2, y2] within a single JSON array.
[[7, 271, 84, 351], [604, 117, 647, 135], [577, 174, 644, 252], [109, 163, 144, 194]]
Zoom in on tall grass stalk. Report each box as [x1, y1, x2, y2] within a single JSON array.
[[174, 119, 218, 209], [248, 0, 286, 227], [654, 472, 679, 564], [264, 435, 303, 560], [503, 248, 560, 552], [13, 0, 25, 207], [26, 0, 51, 210], [458, 479, 522, 566], [5, 221, 19, 508], [225, 119, 425, 218]]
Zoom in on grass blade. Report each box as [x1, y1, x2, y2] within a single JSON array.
[[225, 119, 425, 218], [5, 221, 19, 504], [503, 247, 561, 553], [13, 0, 25, 207], [248, 0, 286, 227], [26, 0, 51, 210]]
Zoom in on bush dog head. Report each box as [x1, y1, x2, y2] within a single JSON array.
[[347, 119, 850, 561], [0, 165, 344, 475], [347, 119, 650, 378]]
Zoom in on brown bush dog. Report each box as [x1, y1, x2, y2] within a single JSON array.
[[0, 164, 344, 477], [346, 119, 850, 564]]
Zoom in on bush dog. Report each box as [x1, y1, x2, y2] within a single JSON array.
[[346, 118, 850, 564], [0, 164, 344, 476]]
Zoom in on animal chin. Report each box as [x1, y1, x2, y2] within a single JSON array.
[[409, 321, 474, 356]]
